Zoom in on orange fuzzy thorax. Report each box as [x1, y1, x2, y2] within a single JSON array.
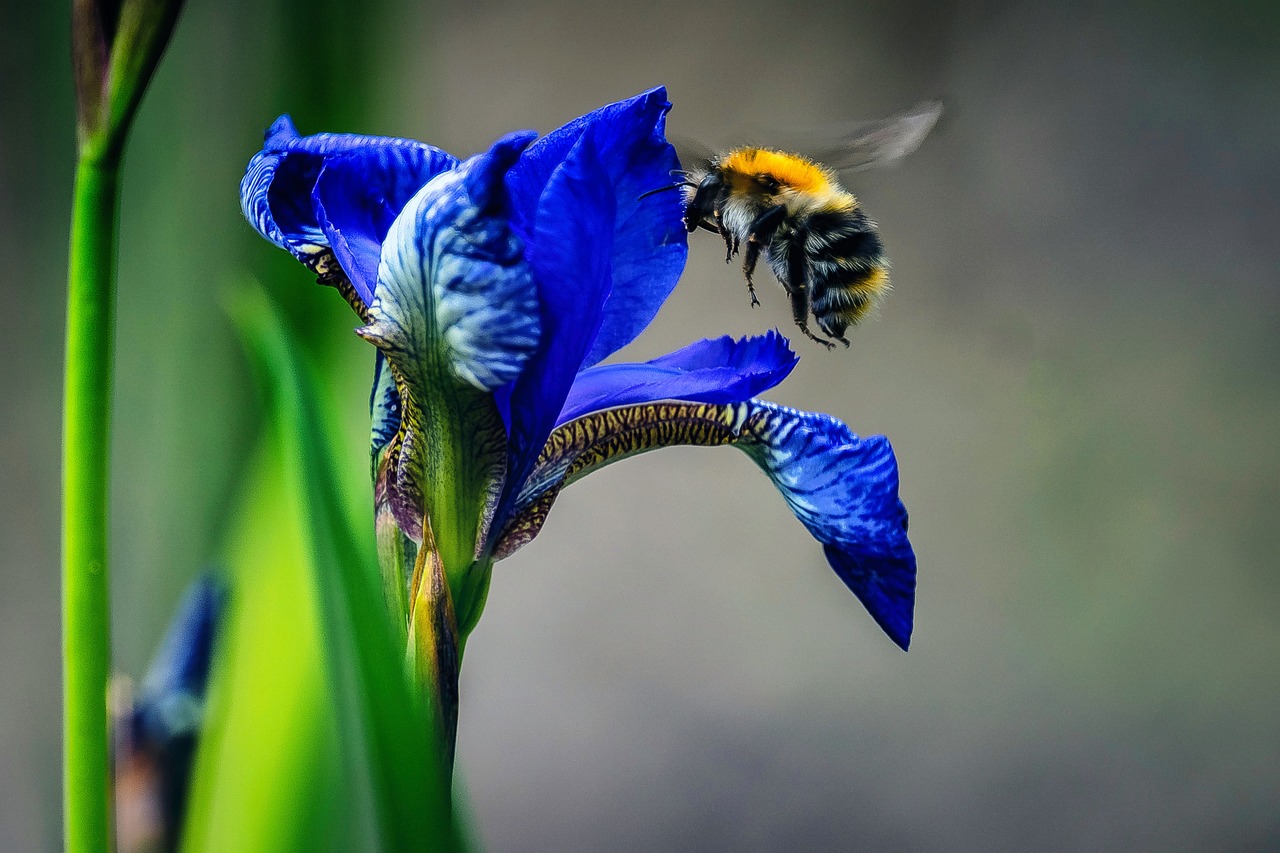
[[718, 148, 837, 195]]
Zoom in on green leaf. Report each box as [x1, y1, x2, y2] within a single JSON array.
[[179, 445, 352, 852], [181, 284, 461, 852]]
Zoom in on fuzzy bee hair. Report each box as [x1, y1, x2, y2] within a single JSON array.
[[681, 147, 890, 348], [665, 100, 939, 348]]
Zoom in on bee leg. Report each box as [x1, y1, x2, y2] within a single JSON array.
[[784, 242, 835, 350], [743, 205, 786, 309], [829, 322, 852, 348], [742, 241, 763, 307], [819, 315, 852, 348], [791, 291, 835, 349], [721, 225, 736, 263], [748, 205, 787, 242]]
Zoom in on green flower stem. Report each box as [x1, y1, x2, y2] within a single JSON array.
[[406, 378, 498, 780], [63, 146, 121, 853]]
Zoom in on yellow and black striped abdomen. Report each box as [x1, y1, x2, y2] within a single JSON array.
[[801, 208, 890, 340]]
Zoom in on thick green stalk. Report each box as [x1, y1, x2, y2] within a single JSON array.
[[63, 147, 120, 853]]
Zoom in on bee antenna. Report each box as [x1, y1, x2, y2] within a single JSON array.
[[637, 183, 689, 201]]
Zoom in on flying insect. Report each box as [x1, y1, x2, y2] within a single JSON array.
[[662, 101, 942, 348]]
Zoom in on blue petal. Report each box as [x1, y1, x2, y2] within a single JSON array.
[[556, 331, 798, 426], [121, 574, 225, 844], [494, 130, 616, 532], [134, 575, 226, 743], [312, 147, 458, 304], [506, 88, 687, 367], [739, 402, 917, 649], [240, 115, 457, 301], [365, 132, 541, 392], [495, 395, 916, 649]]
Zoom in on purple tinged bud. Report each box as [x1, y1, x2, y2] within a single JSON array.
[[72, 0, 185, 156]]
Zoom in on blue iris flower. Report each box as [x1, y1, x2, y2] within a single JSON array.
[[241, 87, 917, 649], [117, 576, 225, 846]]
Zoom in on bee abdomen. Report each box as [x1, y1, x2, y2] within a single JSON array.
[[804, 212, 890, 338], [812, 264, 890, 332]]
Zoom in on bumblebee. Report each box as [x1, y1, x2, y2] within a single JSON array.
[[672, 101, 941, 348]]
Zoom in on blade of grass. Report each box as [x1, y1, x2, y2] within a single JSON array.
[[178, 442, 353, 853], [225, 284, 459, 852]]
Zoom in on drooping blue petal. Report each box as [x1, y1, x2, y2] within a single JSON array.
[[364, 131, 541, 392], [738, 402, 916, 649], [506, 87, 687, 368], [240, 115, 457, 303], [496, 398, 916, 649], [556, 331, 799, 426], [493, 130, 616, 534]]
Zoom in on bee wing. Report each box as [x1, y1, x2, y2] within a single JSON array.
[[669, 133, 718, 174], [785, 100, 944, 173]]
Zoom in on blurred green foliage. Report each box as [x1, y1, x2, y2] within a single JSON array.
[[102, 0, 430, 672]]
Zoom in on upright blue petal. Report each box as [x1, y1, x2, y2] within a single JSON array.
[[739, 402, 916, 649], [556, 331, 798, 426], [495, 130, 616, 531], [506, 88, 687, 368], [365, 132, 541, 392], [312, 147, 458, 304]]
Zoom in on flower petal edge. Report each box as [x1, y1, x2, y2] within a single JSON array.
[[494, 399, 916, 649]]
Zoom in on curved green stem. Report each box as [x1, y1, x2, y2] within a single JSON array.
[[63, 147, 120, 853]]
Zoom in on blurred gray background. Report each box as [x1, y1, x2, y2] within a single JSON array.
[[3, 0, 1279, 850]]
